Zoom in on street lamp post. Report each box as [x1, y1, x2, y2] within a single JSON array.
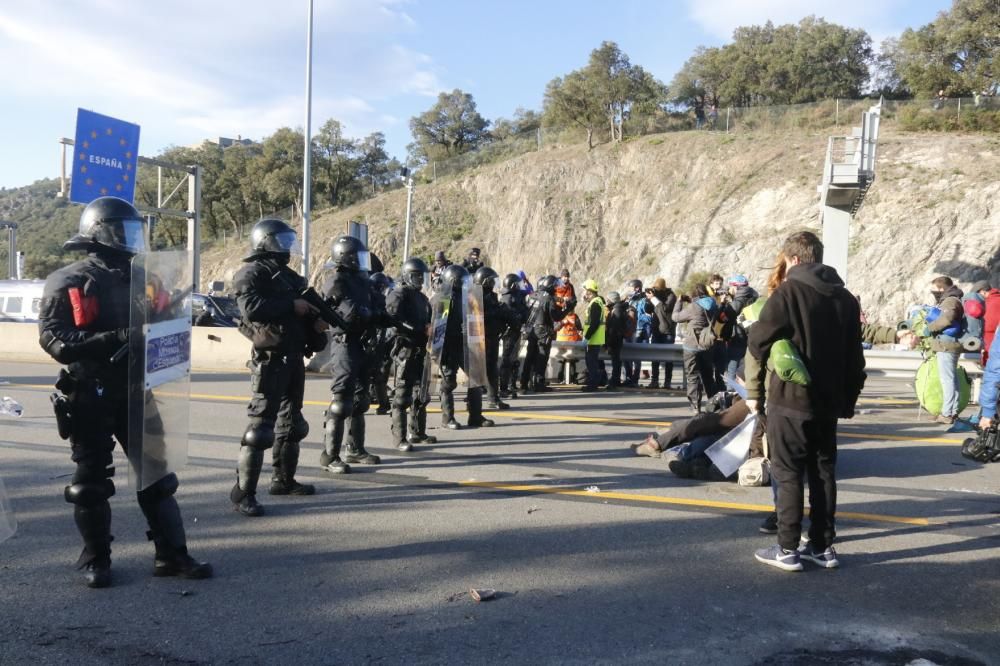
[[402, 170, 415, 260], [302, 0, 314, 278]]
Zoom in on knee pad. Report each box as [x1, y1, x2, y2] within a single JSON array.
[[64, 479, 115, 506], [137, 472, 179, 504], [392, 391, 413, 409], [442, 375, 458, 393], [242, 421, 276, 450], [327, 394, 354, 418], [353, 391, 371, 415], [288, 414, 309, 443]]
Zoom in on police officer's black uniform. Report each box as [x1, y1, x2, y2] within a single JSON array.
[[230, 219, 327, 517], [341, 271, 387, 467], [499, 273, 528, 399], [438, 265, 495, 430], [386, 258, 436, 451], [365, 272, 394, 416], [519, 275, 565, 393], [319, 236, 374, 474], [474, 267, 512, 410], [39, 196, 211, 588]]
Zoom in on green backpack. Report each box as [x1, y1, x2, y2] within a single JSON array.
[[915, 355, 971, 416], [769, 339, 812, 386]]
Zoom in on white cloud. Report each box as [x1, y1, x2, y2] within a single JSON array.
[[686, 0, 913, 40], [0, 0, 441, 179]]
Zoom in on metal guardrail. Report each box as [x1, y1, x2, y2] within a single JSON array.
[[547, 341, 982, 379]]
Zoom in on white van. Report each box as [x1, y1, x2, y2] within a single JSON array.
[[0, 280, 45, 323]]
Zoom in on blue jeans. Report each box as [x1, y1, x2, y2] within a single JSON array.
[[937, 350, 960, 417], [725, 340, 747, 384], [626, 328, 650, 383]]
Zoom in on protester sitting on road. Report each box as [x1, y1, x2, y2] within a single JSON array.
[[647, 278, 677, 389], [927, 276, 966, 425], [673, 284, 720, 413], [605, 291, 629, 389], [631, 390, 765, 481]]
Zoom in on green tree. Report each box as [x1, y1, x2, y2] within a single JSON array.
[[314, 119, 359, 206], [409, 89, 490, 161], [543, 70, 606, 149], [894, 0, 1000, 97]]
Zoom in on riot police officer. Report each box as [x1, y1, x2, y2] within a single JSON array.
[[474, 267, 511, 410], [520, 274, 566, 393], [319, 236, 375, 474], [386, 258, 436, 451], [38, 196, 211, 588], [367, 272, 394, 416], [341, 268, 388, 468], [438, 265, 495, 429], [230, 219, 328, 517], [499, 273, 528, 399]]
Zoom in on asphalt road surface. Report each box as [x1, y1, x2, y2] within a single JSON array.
[[1, 360, 998, 665]]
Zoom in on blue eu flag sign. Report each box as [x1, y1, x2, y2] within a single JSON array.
[[69, 108, 141, 205]]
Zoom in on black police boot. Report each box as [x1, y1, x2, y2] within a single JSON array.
[[138, 478, 212, 579], [344, 415, 381, 464], [231, 446, 265, 516], [82, 557, 112, 589], [466, 387, 495, 428], [270, 441, 315, 495], [376, 404, 391, 416], [441, 387, 461, 429], [408, 405, 438, 444], [73, 502, 113, 589], [391, 407, 413, 451], [320, 414, 351, 474]]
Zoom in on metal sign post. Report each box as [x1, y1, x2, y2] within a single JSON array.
[[58, 138, 203, 292], [402, 173, 414, 259]]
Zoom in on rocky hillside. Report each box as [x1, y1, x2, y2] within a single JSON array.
[[201, 127, 1000, 323]]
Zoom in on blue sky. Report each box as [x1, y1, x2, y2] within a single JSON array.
[[0, 0, 948, 189]]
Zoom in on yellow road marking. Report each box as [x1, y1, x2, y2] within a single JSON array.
[[459, 481, 931, 527], [9, 384, 964, 445]]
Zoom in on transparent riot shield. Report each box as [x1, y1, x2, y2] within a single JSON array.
[[463, 277, 488, 389], [423, 291, 451, 403], [0, 472, 16, 544], [127, 251, 192, 491]]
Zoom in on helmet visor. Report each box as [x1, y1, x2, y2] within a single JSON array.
[[116, 218, 147, 254], [357, 250, 372, 273], [274, 230, 301, 255]]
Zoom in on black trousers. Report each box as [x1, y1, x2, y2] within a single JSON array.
[[649, 332, 674, 386], [606, 345, 623, 386], [248, 351, 306, 447], [768, 414, 838, 552], [485, 337, 500, 402], [682, 349, 717, 411], [584, 344, 603, 389], [499, 332, 521, 393]]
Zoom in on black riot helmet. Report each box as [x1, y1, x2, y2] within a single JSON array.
[[502, 273, 520, 291], [369, 272, 391, 294], [249, 218, 299, 257], [439, 264, 469, 292], [473, 266, 499, 292], [537, 274, 558, 294], [330, 235, 371, 272], [65, 196, 147, 255], [401, 257, 430, 290]]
